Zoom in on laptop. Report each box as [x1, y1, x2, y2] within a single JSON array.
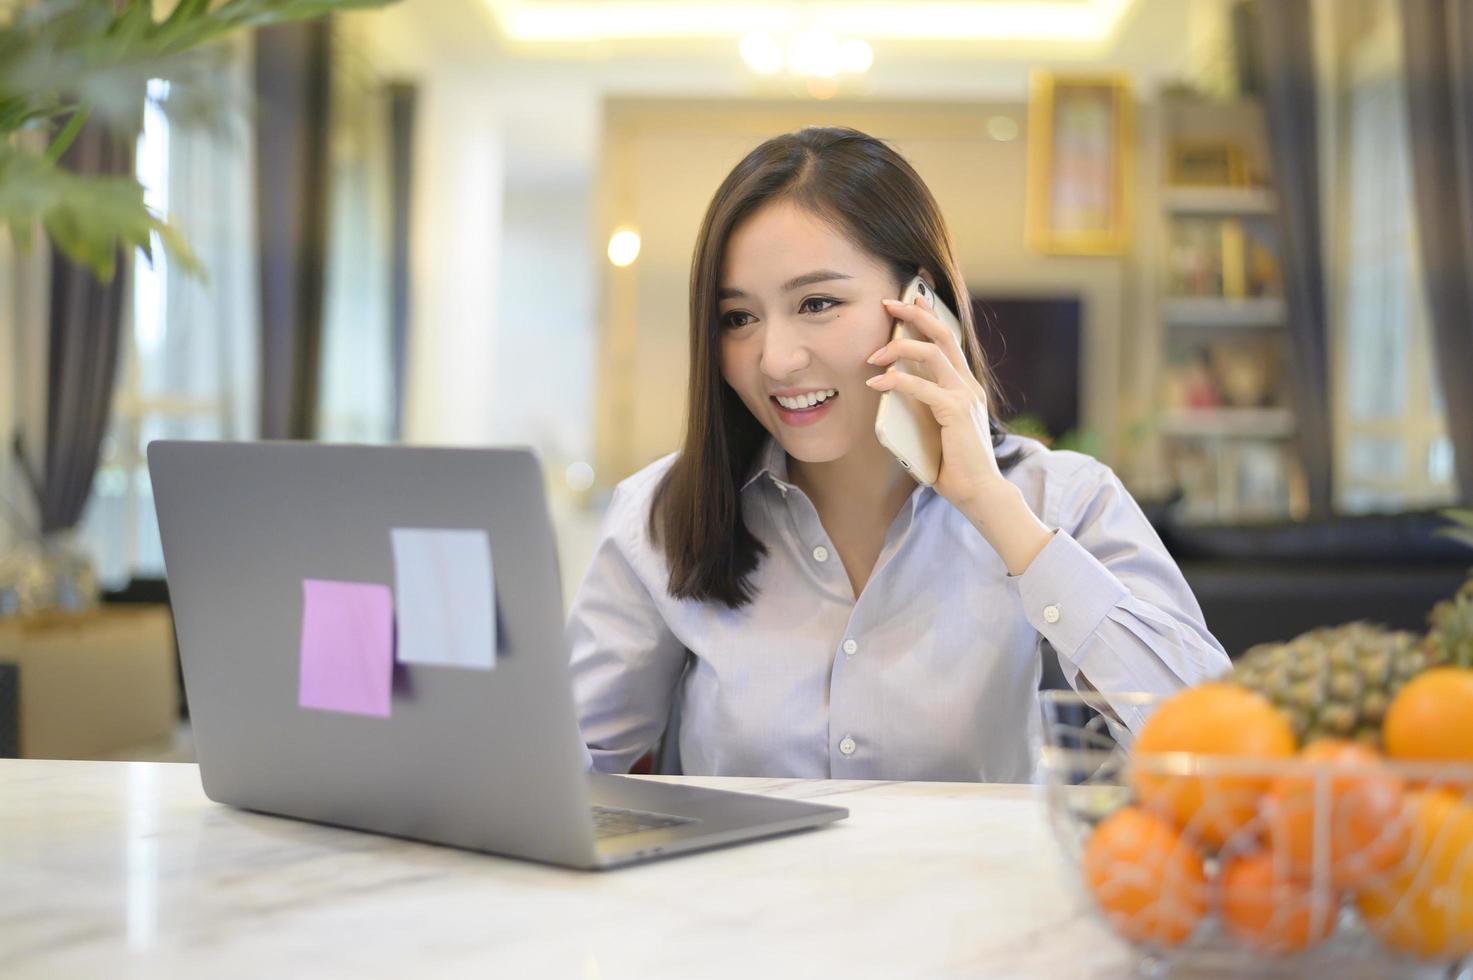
[[147, 441, 846, 869]]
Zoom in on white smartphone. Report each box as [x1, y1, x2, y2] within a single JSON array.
[[873, 275, 966, 487]]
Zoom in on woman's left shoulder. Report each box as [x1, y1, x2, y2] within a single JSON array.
[[998, 434, 1117, 502]]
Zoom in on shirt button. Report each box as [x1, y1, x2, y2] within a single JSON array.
[[842, 638, 858, 656], [839, 735, 857, 756], [1043, 603, 1061, 625], [812, 545, 829, 563]]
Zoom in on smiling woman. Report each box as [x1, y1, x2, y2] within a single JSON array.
[[566, 127, 1230, 782], [660, 129, 1019, 606]]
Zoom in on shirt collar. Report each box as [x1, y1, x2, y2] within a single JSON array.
[[739, 437, 791, 493], [739, 436, 935, 515]]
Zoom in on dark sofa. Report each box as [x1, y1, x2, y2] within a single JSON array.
[[1156, 509, 1471, 658], [1036, 509, 1470, 691]]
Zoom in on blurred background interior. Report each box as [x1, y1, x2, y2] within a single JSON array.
[[2, 0, 1472, 763]]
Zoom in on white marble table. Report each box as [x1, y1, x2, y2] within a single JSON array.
[[0, 761, 1139, 978]]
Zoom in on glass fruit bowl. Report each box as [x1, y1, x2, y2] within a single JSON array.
[[1038, 690, 1473, 979]]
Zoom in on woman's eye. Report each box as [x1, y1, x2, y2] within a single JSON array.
[[721, 298, 837, 329]]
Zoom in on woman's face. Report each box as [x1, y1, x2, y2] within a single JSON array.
[[717, 200, 900, 466]]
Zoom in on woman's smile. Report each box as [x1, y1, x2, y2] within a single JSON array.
[[771, 389, 840, 427]]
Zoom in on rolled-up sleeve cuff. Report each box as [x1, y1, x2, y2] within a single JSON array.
[[1011, 530, 1129, 660]]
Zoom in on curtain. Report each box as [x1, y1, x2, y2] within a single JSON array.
[[388, 82, 416, 440], [36, 119, 133, 534], [317, 52, 396, 444], [0, 134, 50, 552], [163, 41, 260, 444], [254, 21, 332, 441], [1401, 0, 1473, 503], [1254, 0, 1336, 517]]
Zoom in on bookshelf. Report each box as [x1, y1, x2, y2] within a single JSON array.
[[1149, 93, 1306, 523]]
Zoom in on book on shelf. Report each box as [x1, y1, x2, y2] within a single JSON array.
[[1161, 335, 1284, 416], [1165, 440, 1295, 522], [1166, 215, 1281, 301]]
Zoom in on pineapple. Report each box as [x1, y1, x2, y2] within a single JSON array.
[[1226, 623, 1424, 747], [1225, 509, 1473, 748], [1425, 579, 1473, 671], [1427, 508, 1473, 670]]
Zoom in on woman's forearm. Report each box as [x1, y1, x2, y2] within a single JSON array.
[[959, 480, 1055, 576]]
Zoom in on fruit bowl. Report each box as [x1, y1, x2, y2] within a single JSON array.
[[1038, 690, 1473, 978]]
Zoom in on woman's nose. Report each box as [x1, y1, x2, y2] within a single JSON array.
[[759, 321, 810, 378]]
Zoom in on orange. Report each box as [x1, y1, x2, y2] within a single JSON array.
[[1219, 851, 1338, 953], [1264, 739, 1410, 889], [1082, 806, 1208, 947], [1356, 790, 1473, 959], [1384, 668, 1473, 764], [1131, 683, 1296, 848]]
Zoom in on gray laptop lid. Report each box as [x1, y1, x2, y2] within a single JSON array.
[[148, 441, 598, 867]]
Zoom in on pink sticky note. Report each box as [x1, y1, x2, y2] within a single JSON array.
[[297, 579, 394, 718]]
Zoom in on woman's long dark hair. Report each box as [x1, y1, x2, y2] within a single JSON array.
[[650, 126, 1023, 608]]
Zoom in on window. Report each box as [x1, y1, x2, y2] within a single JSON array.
[[79, 50, 260, 587], [1329, 1, 1455, 513], [317, 54, 396, 444]]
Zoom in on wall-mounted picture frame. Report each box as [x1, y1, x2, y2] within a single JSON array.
[[1168, 139, 1248, 187], [1025, 72, 1133, 256]]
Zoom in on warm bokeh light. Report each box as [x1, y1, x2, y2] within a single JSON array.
[[986, 114, 1020, 141], [838, 38, 873, 73], [741, 31, 871, 80], [806, 78, 839, 100], [739, 32, 784, 75], [607, 228, 641, 267], [788, 30, 841, 78]]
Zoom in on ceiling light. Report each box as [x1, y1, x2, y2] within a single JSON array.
[[788, 30, 841, 78], [482, 1, 1138, 44], [838, 38, 873, 74], [496, 3, 792, 41], [810, 0, 1133, 41]]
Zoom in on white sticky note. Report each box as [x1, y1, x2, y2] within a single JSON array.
[[390, 528, 496, 670]]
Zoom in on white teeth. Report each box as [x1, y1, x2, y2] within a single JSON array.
[[775, 389, 837, 410]]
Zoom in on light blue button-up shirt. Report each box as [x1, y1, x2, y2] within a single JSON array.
[[566, 435, 1230, 782]]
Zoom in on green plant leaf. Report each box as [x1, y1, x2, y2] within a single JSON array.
[[2, 0, 397, 134], [41, 102, 88, 163], [0, 142, 200, 282], [1441, 508, 1473, 529], [1, 0, 396, 283], [1436, 510, 1473, 553]]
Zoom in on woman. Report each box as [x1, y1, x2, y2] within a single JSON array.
[[567, 126, 1229, 782]]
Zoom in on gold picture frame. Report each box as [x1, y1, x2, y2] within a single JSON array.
[[1025, 72, 1134, 256]]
